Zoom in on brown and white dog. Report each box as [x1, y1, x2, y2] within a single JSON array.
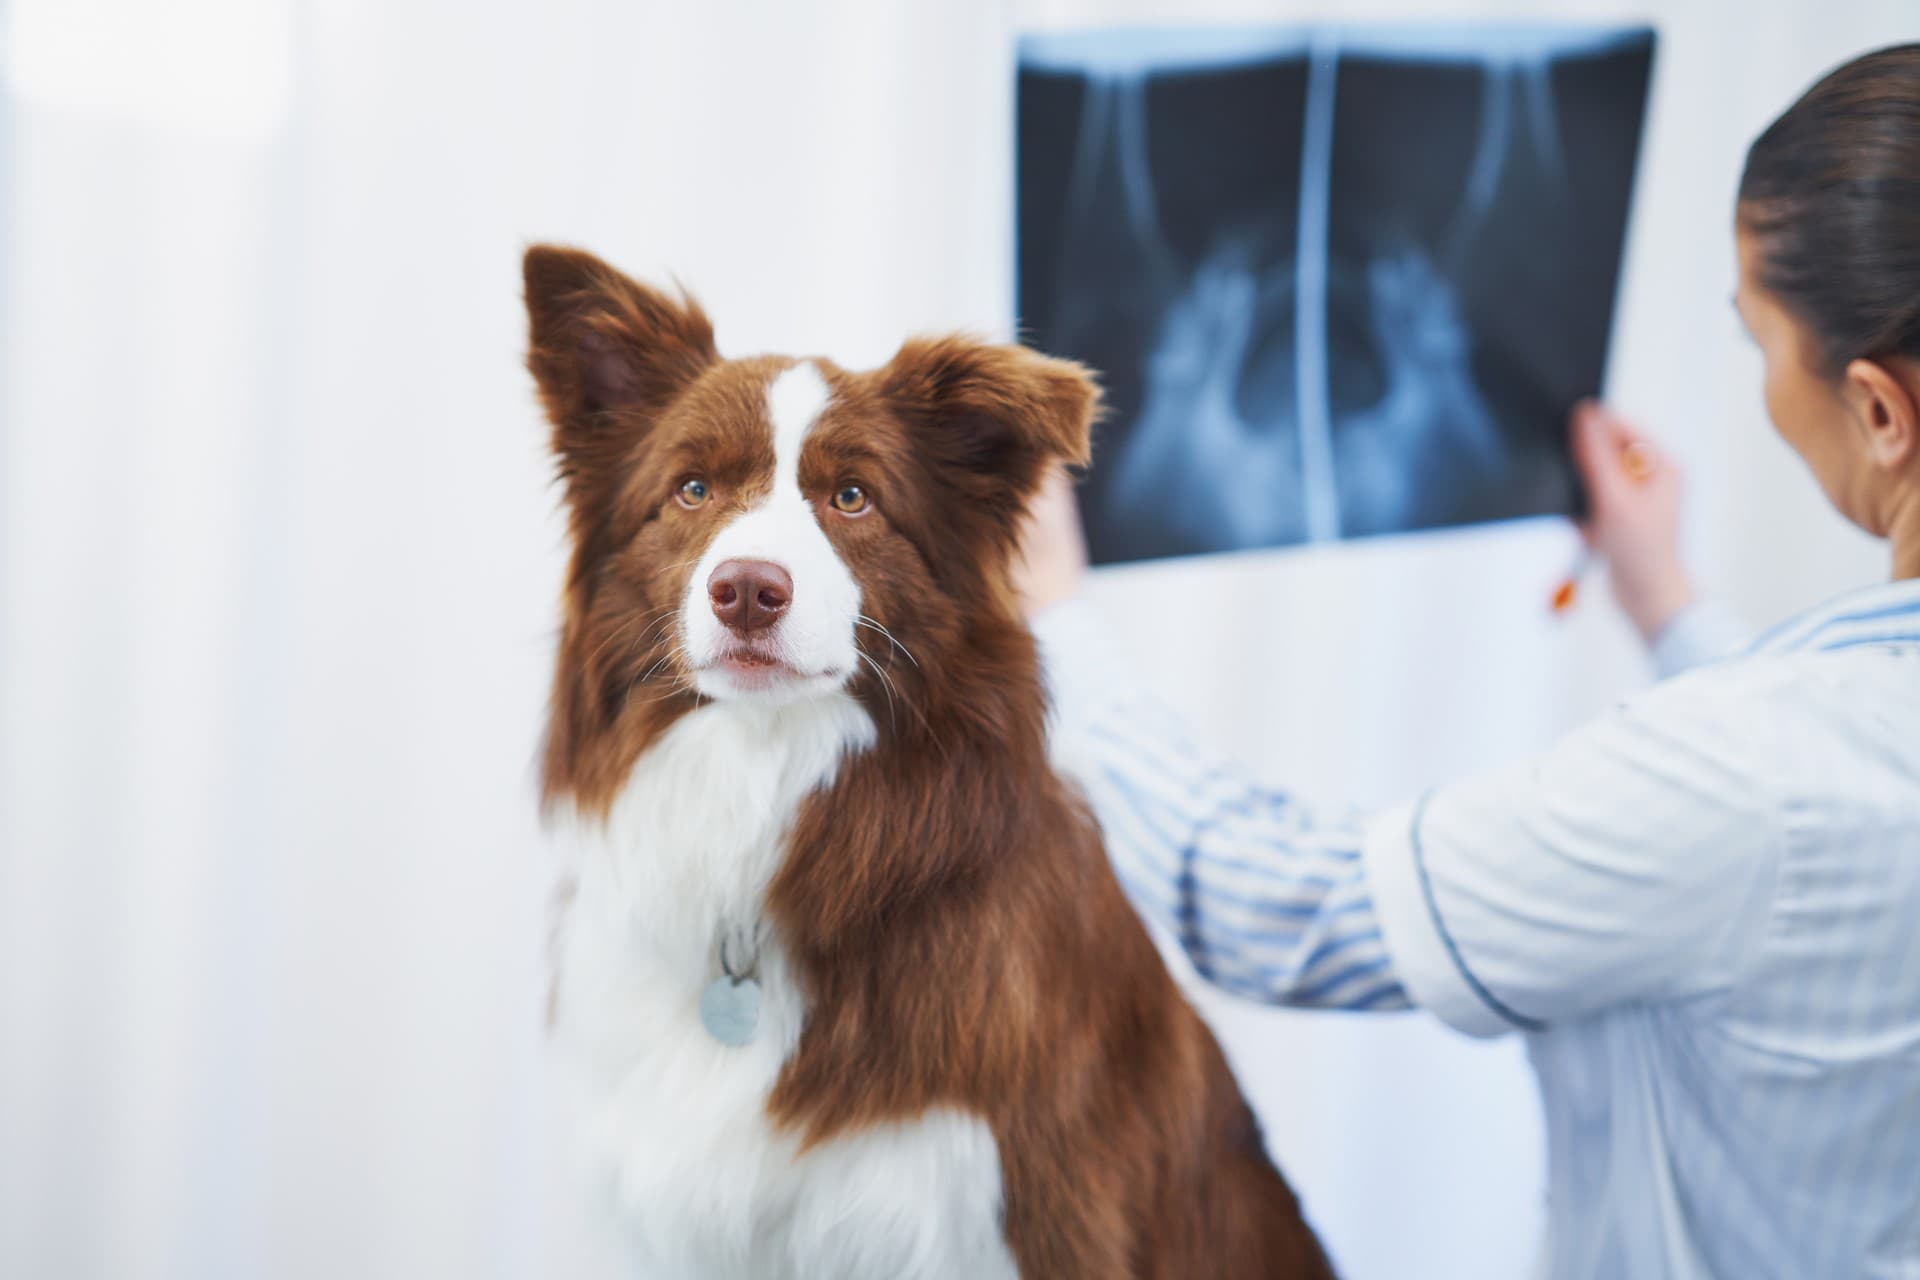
[[525, 245, 1334, 1279]]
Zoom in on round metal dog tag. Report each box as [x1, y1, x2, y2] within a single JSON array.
[[700, 974, 761, 1048]]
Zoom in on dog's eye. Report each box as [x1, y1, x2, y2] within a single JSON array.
[[676, 478, 711, 509], [830, 484, 870, 516]]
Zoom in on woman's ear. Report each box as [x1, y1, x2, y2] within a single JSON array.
[[1843, 356, 1920, 474]]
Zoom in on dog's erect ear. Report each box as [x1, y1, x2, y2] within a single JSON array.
[[523, 245, 716, 499], [877, 336, 1098, 538]]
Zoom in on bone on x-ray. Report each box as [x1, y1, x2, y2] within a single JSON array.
[[1016, 25, 1656, 565]]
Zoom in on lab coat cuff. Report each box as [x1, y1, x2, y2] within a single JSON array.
[[1648, 599, 1751, 680], [1362, 799, 1514, 1039]]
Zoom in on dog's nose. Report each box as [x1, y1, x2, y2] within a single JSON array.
[[708, 559, 792, 634]]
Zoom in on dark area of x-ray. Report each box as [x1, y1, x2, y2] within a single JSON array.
[[1017, 26, 1657, 564]]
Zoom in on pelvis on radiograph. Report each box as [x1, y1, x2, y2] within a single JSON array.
[[1018, 28, 1654, 564]]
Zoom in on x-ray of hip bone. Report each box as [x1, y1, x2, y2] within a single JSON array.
[[1017, 26, 1656, 565]]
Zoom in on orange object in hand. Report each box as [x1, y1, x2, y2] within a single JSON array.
[[1551, 433, 1655, 615], [1550, 548, 1595, 615], [1620, 438, 1658, 485]]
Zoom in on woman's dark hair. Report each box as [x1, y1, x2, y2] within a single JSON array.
[[1739, 43, 1920, 377]]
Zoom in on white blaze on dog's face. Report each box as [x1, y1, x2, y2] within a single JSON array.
[[680, 363, 862, 702]]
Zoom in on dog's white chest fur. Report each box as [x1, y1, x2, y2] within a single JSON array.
[[551, 696, 1019, 1280]]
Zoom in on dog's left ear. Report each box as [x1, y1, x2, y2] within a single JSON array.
[[877, 335, 1098, 538]]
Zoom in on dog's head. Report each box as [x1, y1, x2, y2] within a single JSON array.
[[525, 246, 1097, 813]]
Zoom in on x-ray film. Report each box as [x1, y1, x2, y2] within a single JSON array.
[[1016, 26, 1657, 564]]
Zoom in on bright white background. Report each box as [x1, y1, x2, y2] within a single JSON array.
[[1, 1, 1913, 1277]]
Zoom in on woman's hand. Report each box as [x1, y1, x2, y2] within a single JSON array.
[[1571, 400, 1697, 644], [1014, 465, 1089, 617]]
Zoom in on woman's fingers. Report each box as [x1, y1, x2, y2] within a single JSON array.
[[1620, 436, 1660, 485], [1565, 401, 1694, 642], [1574, 401, 1675, 528], [1572, 401, 1624, 544], [1013, 465, 1090, 616], [1575, 400, 1650, 490]]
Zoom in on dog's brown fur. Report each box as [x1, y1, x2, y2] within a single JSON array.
[[525, 243, 1335, 1278]]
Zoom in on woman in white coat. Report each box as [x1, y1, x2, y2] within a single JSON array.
[[1022, 44, 1920, 1279]]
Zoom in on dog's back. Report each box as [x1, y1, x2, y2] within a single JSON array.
[[526, 244, 1333, 1277]]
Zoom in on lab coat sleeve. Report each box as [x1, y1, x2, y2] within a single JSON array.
[[1363, 666, 1788, 1038], [1034, 600, 1410, 1011]]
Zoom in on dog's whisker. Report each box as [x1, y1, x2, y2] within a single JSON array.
[[583, 610, 658, 673], [624, 653, 700, 708], [632, 615, 682, 665], [856, 646, 900, 735], [619, 638, 700, 708], [857, 639, 949, 758], [856, 615, 920, 669]]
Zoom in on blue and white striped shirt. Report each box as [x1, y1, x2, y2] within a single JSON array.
[[1040, 579, 1920, 1279]]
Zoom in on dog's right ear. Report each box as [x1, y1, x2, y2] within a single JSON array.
[[523, 245, 716, 504]]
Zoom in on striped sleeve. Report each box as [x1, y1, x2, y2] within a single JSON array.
[[1034, 602, 1409, 1011]]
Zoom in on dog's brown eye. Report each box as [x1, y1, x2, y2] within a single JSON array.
[[831, 484, 870, 515], [676, 478, 710, 509]]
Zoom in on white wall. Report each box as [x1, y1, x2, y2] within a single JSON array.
[[1, 2, 1912, 1278]]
